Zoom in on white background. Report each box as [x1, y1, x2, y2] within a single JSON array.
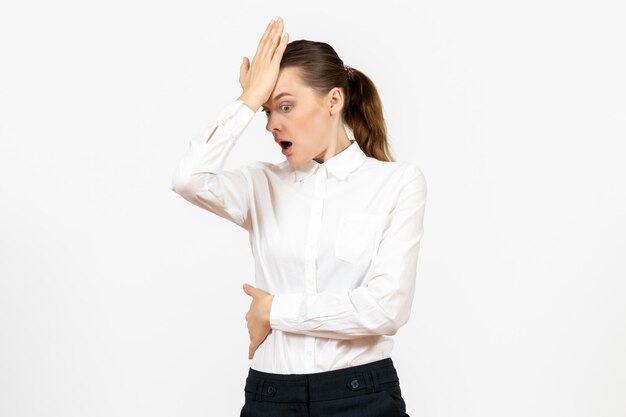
[[1, 1, 625, 416]]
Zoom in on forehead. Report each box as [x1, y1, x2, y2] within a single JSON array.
[[274, 66, 303, 90], [264, 67, 307, 104]]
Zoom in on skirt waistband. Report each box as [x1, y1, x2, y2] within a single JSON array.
[[244, 358, 400, 403]]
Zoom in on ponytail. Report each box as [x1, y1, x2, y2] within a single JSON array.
[[343, 68, 395, 161]]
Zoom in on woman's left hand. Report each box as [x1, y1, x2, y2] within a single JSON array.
[[243, 283, 274, 360]]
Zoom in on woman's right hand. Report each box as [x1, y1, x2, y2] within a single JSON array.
[[238, 17, 289, 111]]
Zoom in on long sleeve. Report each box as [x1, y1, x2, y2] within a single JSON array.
[[269, 165, 427, 340], [171, 100, 256, 231]]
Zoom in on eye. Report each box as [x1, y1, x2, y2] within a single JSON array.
[[261, 104, 292, 116]]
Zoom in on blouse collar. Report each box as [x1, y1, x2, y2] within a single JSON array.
[[292, 139, 367, 182]]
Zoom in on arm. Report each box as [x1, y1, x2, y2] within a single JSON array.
[[171, 99, 257, 231], [269, 165, 428, 340]]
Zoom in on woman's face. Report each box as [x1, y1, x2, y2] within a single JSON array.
[[262, 66, 349, 165]]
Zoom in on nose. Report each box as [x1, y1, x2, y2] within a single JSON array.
[[265, 112, 280, 132]]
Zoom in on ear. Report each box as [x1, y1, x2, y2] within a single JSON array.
[[328, 87, 345, 116]]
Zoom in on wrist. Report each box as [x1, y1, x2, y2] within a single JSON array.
[[237, 92, 263, 112]]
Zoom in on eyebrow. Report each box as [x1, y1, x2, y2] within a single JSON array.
[[262, 92, 294, 108]]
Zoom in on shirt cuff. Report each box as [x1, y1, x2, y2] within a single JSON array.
[[269, 293, 304, 331], [206, 99, 255, 140]]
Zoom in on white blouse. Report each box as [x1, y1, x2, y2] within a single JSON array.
[[171, 99, 427, 374]]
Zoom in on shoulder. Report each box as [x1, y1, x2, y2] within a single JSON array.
[[398, 162, 426, 197], [244, 160, 291, 178], [401, 162, 426, 183], [364, 158, 426, 184], [370, 160, 427, 204]]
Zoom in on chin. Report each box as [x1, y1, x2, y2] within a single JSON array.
[[286, 155, 305, 165]]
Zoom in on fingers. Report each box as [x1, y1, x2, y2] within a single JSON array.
[[268, 18, 285, 56], [239, 57, 247, 88], [256, 18, 275, 52], [272, 19, 286, 54], [254, 18, 275, 59], [249, 343, 256, 360], [272, 31, 289, 63], [250, 18, 281, 72], [258, 17, 285, 61]]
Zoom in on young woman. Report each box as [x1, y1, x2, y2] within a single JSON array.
[[171, 16, 427, 417]]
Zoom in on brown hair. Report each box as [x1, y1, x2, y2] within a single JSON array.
[[279, 39, 395, 162]]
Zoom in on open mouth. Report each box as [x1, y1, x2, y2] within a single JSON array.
[[279, 141, 293, 150]]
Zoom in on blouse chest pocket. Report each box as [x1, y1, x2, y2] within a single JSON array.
[[334, 213, 387, 264]]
